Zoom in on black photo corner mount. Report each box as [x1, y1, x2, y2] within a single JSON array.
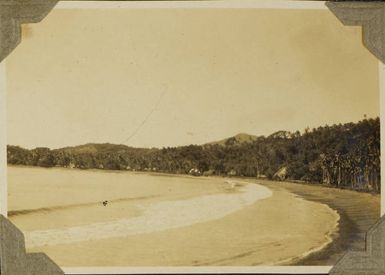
[[0, 215, 64, 274], [0, 1, 384, 275]]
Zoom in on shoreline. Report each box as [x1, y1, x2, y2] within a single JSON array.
[[21, 179, 340, 266], [7, 164, 380, 195], [23, 182, 272, 248], [8, 165, 376, 266], [224, 179, 341, 266], [270, 198, 340, 266], [291, 200, 357, 266], [261, 180, 380, 265], [10, 175, 339, 265], [291, 203, 351, 266]]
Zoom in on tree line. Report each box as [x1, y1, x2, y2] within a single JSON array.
[[7, 117, 381, 192]]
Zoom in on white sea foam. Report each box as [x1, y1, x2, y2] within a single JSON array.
[[25, 181, 272, 247]]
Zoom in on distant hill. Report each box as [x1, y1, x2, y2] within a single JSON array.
[[6, 118, 381, 193], [207, 133, 258, 146], [55, 143, 151, 154]]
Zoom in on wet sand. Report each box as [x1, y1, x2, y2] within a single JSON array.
[[8, 166, 341, 267], [8, 166, 228, 230], [23, 183, 273, 247], [259, 180, 380, 265], [22, 186, 339, 266]]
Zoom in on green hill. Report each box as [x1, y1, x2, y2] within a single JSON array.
[[207, 133, 257, 146], [7, 117, 381, 193]]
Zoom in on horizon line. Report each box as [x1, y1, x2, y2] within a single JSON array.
[[7, 116, 379, 151]]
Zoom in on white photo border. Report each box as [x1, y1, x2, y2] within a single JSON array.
[[0, 1, 383, 274]]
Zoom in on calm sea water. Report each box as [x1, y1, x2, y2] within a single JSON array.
[[8, 165, 227, 212], [8, 166, 272, 248]]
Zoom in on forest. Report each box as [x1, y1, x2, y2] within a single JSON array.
[[7, 117, 381, 193]]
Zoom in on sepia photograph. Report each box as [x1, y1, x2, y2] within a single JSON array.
[[3, 1, 382, 269]]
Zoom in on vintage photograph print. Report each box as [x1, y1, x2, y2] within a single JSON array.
[[4, 4, 381, 268]]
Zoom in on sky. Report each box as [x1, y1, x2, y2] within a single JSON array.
[[6, 8, 380, 149]]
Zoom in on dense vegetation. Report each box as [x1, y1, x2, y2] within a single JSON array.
[[7, 118, 381, 192]]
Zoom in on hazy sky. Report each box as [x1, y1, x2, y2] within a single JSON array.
[[6, 8, 379, 149]]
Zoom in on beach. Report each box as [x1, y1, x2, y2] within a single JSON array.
[[7, 166, 354, 266], [262, 180, 381, 265]]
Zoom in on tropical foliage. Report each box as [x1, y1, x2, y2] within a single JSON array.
[[7, 117, 381, 192]]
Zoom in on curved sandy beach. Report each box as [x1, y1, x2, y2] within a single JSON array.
[[8, 166, 341, 266], [24, 182, 273, 247]]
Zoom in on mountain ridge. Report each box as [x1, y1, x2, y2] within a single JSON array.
[[206, 133, 258, 146]]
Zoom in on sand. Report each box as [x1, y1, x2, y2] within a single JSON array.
[[24, 182, 273, 247], [8, 166, 340, 266], [8, 166, 229, 230], [261, 180, 381, 265]]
